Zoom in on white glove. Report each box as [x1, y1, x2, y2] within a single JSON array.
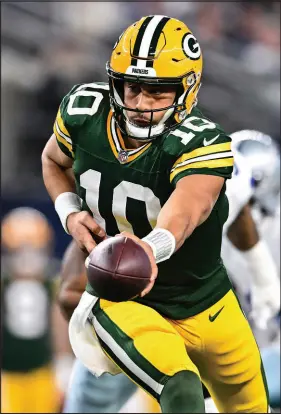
[[250, 279, 280, 330]]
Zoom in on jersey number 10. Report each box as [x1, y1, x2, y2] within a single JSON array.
[[80, 169, 162, 235]]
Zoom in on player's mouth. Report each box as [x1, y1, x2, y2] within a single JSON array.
[[130, 117, 154, 128]]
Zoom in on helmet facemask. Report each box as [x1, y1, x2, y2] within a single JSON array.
[[107, 63, 199, 141]]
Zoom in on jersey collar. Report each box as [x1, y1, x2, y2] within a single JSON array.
[[107, 110, 151, 164]]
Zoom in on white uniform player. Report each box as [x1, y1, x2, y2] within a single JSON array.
[[206, 130, 280, 413], [223, 130, 280, 331], [222, 152, 256, 300]]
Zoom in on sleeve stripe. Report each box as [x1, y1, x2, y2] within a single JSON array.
[[53, 123, 74, 157], [172, 142, 231, 170], [57, 108, 71, 138], [171, 151, 233, 172], [55, 120, 72, 144], [170, 158, 234, 182]]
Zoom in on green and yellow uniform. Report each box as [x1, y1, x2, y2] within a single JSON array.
[[54, 82, 269, 412], [1, 268, 60, 413]]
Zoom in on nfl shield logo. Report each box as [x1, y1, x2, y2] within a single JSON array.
[[118, 150, 128, 163]]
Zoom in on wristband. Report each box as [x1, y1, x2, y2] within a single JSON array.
[[241, 240, 278, 286], [142, 228, 176, 263], [55, 192, 82, 234]]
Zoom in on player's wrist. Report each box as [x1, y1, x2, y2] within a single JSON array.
[[55, 192, 82, 234], [142, 228, 176, 263]]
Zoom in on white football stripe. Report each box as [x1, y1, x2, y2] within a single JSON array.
[[93, 316, 164, 395], [137, 15, 167, 69], [171, 151, 233, 172], [55, 120, 72, 144], [111, 116, 122, 152]]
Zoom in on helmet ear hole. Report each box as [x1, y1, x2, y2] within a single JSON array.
[[175, 84, 184, 102], [113, 79, 124, 101]]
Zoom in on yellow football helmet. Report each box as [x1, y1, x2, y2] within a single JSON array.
[[106, 15, 203, 140]]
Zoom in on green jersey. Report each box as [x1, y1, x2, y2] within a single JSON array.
[[54, 82, 234, 319], [1, 257, 58, 372], [1, 265, 58, 372]]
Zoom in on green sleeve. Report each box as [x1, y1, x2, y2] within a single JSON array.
[[53, 84, 81, 159], [165, 110, 234, 187]]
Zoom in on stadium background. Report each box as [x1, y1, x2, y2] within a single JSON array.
[[1, 1, 280, 413]]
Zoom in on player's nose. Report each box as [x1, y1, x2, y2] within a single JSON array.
[[135, 92, 153, 112]]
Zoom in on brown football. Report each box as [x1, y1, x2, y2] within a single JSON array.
[[86, 236, 151, 302]]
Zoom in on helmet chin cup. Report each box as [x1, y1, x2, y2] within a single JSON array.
[[125, 118, 165, 140]]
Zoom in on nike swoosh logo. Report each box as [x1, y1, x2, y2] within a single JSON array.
[[203, 134, 220, 146], [209, 306, 224, 322]]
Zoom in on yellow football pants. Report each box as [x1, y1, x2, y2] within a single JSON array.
[[92, 289, 269, 413], [1, 365, 60, 413]]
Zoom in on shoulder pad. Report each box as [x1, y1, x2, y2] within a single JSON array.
[[53, 83, 110, 157], [164, 109, 233, 185], [164, 110, 229, 157], [59, 82, 110, 130]]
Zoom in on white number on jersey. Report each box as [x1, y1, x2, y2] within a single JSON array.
[[67, 83, 109, 116], [80, 169, 161, 234], [5, 280, 49, 339], [170, 116, 216, 145]]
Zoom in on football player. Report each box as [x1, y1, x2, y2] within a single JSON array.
[[1, 207, 74, 413], [223, 130, 280, 332], [42, 16, 270, 412]]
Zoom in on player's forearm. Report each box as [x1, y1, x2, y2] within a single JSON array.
[[58, 241, 88, 320], [58, 288, 84, 320], [42, 154, 76, 202], [227, 204, 259, 251], [142, 176, 223, 263], [156, 189, 213, 251]]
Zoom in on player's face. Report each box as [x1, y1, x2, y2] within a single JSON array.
[[124, 82, 177, 128]]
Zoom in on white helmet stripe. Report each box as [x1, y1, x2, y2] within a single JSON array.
[[136, 15, 168, 69]]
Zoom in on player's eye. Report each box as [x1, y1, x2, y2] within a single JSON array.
[[127, 83, 140, 93], [151, 90, 162, 96]]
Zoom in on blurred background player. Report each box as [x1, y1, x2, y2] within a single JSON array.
[[224, 130, 280, 327], [205, 130, 280, 412], [58, 240, 160, 413], [1, 207, 74, 413]]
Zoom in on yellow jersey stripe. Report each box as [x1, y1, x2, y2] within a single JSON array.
[[172, 142, 231, 170], [55, 120, 72, 144], [57, 108, 71, 137], [170, 157, 234, 182], [171, 151, 232, 172], [53, 123, 74, 157], [127, 144, 152, 162], [107, 111, 119, 158], [115, 119, 151, 161], [107, 110, 151, 163]]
